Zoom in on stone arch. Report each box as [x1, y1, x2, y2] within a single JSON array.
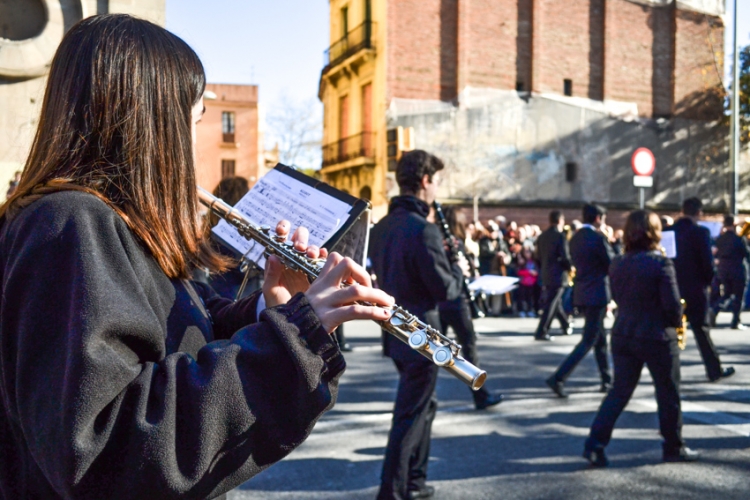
[[0, 0, 84, 80]]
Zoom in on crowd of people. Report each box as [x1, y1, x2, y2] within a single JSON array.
[[450, 210, 623, 319], [455, 208, 749, 331]]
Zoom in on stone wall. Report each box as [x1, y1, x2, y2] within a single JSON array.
[[387, 88, 745, 211], [0, 0, 165, 194]]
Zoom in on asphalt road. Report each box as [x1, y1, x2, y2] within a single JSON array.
[[228, 311, 750, 500]]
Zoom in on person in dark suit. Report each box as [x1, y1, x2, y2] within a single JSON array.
[[437, 206, 504, 410], [534, 210, 573, 341], [713, 215, 750, 329], [546, 203, 613, 397], [370, 150, 466, 500], [584, 210, 698, 466], [664, 198, 735, 381]]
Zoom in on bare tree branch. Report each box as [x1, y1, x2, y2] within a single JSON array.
[[265, 92, 322, 170]]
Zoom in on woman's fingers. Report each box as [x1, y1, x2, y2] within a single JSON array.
[[291, 226, 310, 253], [306, 245, 320, 260], [263, 255, 292, 308], [322, 283, 394, 308], [275, 220, 291, 239], [320, 303, 394, 329], [316, 253, 372, 289]]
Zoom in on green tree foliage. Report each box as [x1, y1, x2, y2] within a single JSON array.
[[727, 45, 750, 144]]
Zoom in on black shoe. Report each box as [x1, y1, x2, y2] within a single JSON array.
[[339, 343, 353, 352], [583, 446, 609, 467], [663, 446, 699, 463], [546, 376, 568, 398], [408, 485, 435, 499], [600, 382, 612, 393], [709, 366, 735, 382], [535, 334, 553, 341], [475, 392, 504, 410], [731, 323, 748, 330]]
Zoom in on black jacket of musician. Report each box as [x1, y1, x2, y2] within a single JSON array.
[[609, 251, 683, 342], [0, 191, 345, 500], [535, 226, 572, 289], [665, 217, 714, 302], [569, 226, 614, 307], [369, 195, 464, 357], [715, 230, 750, 282]]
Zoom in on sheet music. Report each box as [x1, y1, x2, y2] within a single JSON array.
[[212, 168, 353, 267], [661, 231, 677, 258], [697, 221, 722, 239]]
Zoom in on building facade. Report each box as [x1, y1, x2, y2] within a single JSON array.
[[196, 84, 264, 193], [0, 0, 166, 194], [319, 0, 738, 216]]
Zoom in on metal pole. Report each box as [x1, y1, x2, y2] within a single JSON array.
[[640, 187, 645, 209], [730, 0, 740, 214]]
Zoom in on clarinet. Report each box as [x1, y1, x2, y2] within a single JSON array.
[[198, 187, 487, 390], [433, 201, 485, 319]]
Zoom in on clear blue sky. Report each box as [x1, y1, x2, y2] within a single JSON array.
[[166, 0, 329, 107], [166, 1, 749, 107]]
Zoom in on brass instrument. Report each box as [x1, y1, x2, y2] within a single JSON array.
[[675, 299, 687, 350], [739, 219, 750, 238], [198, 187, 487, 390]]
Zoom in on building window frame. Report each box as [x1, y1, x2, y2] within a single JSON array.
[[222, 111, 235, 143], [563, 79, 573, 97], [221, 159, 236, 178]]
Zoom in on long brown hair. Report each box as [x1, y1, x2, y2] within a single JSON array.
[[623, 210, 662, 253], [1, 15, 227, 278]]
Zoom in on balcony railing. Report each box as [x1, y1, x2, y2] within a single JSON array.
[[322, 132, 376, 167], [323, 20, 373, 72]]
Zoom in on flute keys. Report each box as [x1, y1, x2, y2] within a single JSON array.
[[432, 346, 454, 367], [408, 330, 428, 350], [390, 315, 405, 327]]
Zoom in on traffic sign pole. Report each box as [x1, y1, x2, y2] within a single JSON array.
[[631, 148, 655, 210]]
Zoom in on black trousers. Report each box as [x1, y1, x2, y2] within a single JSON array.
[[587, 336, 683, 454], [685, 295, 723, 380], [439, 299, 492, 405], [716, 273, 747, 328], [378, 351, 438, 500], [552, 305, 611, 384], [535, 285, 570, 337]]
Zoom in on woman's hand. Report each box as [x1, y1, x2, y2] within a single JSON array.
[[263, 220, 328, 308], [305, 252, 395, 334]]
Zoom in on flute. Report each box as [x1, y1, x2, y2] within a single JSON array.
[[198, 187, 487, 390]]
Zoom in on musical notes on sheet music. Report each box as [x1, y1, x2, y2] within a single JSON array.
[[212, 169, 352, 267]]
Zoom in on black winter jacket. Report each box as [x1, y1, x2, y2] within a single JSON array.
[[609, 251, 682, 342], [369, 196, 463, 358], [715, 230, 750, 282], [535, 226, 571, 289], [665, 218, 714, 301], [0, 191, 344, 499], [570, 227, 614, 307]]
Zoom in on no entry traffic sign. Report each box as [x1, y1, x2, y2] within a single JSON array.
[[631, 147, 655, 177]]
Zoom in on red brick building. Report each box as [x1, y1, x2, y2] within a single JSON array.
[[195, 83, 263, 194], [385, 0, 723, 119], [320, 0, 730, 215]]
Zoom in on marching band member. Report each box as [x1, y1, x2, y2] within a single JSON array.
[[584, 210, 697, 466], [0, 15, 393, 499]]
